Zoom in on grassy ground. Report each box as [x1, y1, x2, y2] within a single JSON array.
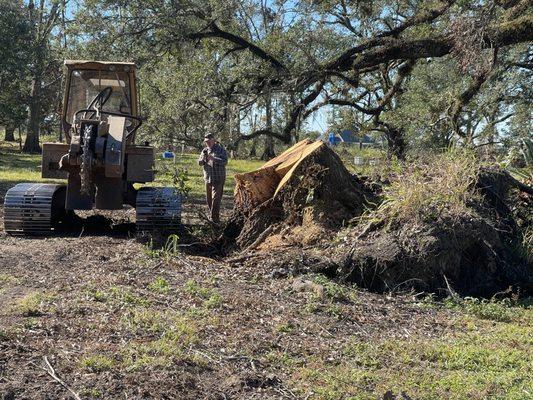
[[0, 139, 57, 196], [0, 236, 531, 399], [0, 136, 264, 199], [0, 137, 532, 399], [156, 153, 264, 198]]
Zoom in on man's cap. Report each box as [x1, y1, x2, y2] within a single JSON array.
[[204, 133, 215, 141]]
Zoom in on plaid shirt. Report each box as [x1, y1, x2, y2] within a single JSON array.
[[198, 142, 228, 184]]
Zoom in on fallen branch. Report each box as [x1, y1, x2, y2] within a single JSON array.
[[38, 356, 82, 400], [443, 275, 461, 302]]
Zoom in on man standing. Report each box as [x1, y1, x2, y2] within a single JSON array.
[[198, 133, 228, 224]]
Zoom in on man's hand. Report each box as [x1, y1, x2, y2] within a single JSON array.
[[199, 148, 208, 165]]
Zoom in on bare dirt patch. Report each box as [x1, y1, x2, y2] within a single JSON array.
[[0, 204, 462, 399]]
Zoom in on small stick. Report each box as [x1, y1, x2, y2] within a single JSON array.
[[225, 253, 259, 264], [443, 275, 460, 302], [40, 356, 82, 400], [246, 225, 274, 251]]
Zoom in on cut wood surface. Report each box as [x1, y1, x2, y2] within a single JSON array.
[[234, 139, 325, 212]]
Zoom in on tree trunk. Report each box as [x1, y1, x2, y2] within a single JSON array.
[[23, 77, 42, 153], [4, 124, 15, 141], [261, 92, 276, 160], [261, 135, 276, 160], [248, 113, 258, 157], [249, 138, 257, 157], [384, 125, 406, 160], [290, 93, 300, 143]]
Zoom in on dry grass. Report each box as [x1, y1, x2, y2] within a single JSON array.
[[372, 149, 480, 225]]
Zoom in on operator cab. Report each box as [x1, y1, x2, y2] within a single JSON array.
[[66, 69, 132, 121], [61, 60, 140, 144]]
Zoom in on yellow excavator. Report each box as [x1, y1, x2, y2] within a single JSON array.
[[3, 60, 181, 235]]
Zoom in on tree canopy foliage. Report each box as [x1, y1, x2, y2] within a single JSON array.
[[0, 0, 531, 157]]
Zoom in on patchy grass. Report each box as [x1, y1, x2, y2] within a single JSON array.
[[86, 288, 108, 303], [287, 296, 533, 399], [155, 153, 264, 198], [444, 297, 531, 324], [80, 387, 103, 398], [121, 310, 199, 371], [0, 273, 21, 287], [148, 276, 170, 294], [1, 138, 264, 199], [80, 355, 115, 373], [121, 308, 174, 335], [313, 274, 355, 302], [291, 319, 532, 400], [275, 322, 295, 334], [184, 279, 223, 309], [108, 286, 149, 307], [13, 291, 54, 317]]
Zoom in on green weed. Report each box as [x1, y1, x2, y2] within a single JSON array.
[[445, 297, 530, 323], [80, 355, 115, 373], [276, 322, 294, 333], [313, 275, 353, 302], [203, 292, 222, 309], [148, 277, 170, 294], [121, 313, 198, 371], [264, 350, 298, 367], [80, 388, 103, 398], [109, 286, 149, 307], [184, 279, 223, 309], [0, 273, 21, 287], [14, 291, 54, 316], [86, 288, 108, 302], [164, 234, 180, 255]]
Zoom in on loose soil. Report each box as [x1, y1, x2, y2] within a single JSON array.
[[0, 201, 465, 399]]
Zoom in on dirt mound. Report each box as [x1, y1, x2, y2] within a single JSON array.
[[223, 139, 376, 249], [332, 167, 532, 296], [224, 146, 532, 297]]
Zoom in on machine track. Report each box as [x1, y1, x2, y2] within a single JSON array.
[[135, 187, 182, 235], [3, 183, 67, 235]]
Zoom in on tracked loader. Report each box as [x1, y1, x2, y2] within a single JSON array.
[[3, 60, 181, 235]]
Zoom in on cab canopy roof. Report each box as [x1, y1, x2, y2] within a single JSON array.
[[64, 60, 136, 71]]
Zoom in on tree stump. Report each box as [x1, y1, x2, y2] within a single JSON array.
[[227, 139, 375, 248]]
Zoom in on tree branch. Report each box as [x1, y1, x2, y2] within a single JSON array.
[[187, 21, 288, 73]]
